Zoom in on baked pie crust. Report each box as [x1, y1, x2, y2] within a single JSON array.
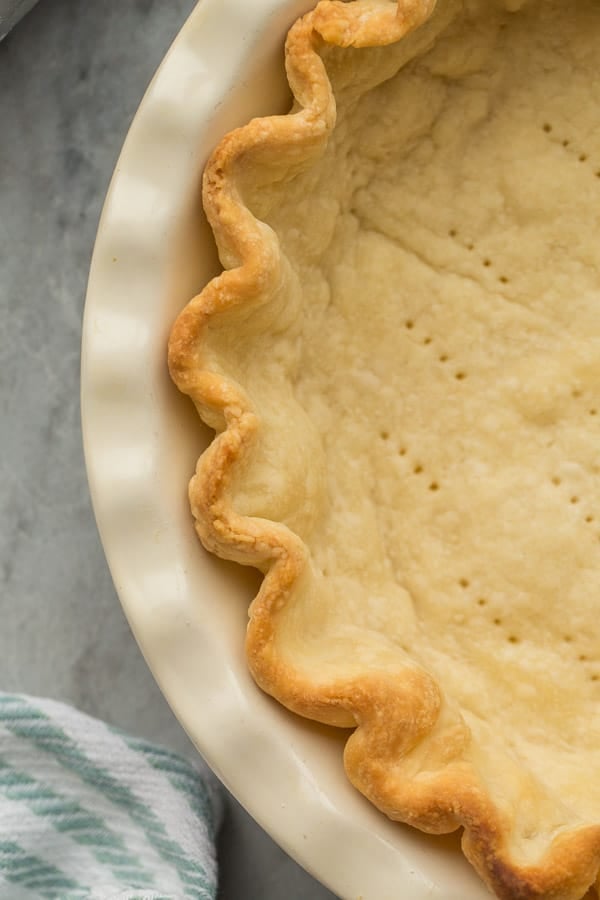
[[169, 1, 600, 896]]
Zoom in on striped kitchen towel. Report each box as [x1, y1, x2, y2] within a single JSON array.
[[0, 693, 223, 899]]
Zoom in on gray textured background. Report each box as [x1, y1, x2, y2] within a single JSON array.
[[0, 1, 336, 896]]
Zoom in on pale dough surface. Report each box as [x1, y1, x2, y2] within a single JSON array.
[[215, 0, 600, 847], [177, 0, 600, 887]]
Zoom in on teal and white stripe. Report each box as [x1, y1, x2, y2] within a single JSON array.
[[0, 694, 223, 899]]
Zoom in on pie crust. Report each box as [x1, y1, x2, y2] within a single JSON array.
[[168, 1, 600, 897]]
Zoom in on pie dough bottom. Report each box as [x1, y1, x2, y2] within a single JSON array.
[[170, 0, 600, 896]]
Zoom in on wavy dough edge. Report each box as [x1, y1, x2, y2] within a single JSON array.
[[168, 2, 600, 897]]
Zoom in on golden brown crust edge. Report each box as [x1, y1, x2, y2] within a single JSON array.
[[167, 2, 600, 897]]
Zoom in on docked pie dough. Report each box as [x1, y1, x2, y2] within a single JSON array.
[[169, 1, 600, 897]]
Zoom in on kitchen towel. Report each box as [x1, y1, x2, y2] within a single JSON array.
[[0, 692, 223, 899]]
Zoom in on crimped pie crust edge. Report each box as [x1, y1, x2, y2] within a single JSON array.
[[168, 2, 600, 897]]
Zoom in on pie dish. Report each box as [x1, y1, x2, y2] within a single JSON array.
[[168, 0, 600, 897], [84, 2, 495, 897]]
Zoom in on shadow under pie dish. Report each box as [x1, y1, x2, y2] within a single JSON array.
[[168, 0, 600, 897]]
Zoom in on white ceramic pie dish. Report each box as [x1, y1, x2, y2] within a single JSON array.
[[81, 2, 490, 897]]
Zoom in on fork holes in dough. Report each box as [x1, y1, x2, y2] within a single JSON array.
[[459, 578, 470, 589], [413, 464, 424, 475], [405, 320, 415, 330], [477, 598, 487, 607], [429, 482, 440, 492], [455, 371, 467, 381]]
